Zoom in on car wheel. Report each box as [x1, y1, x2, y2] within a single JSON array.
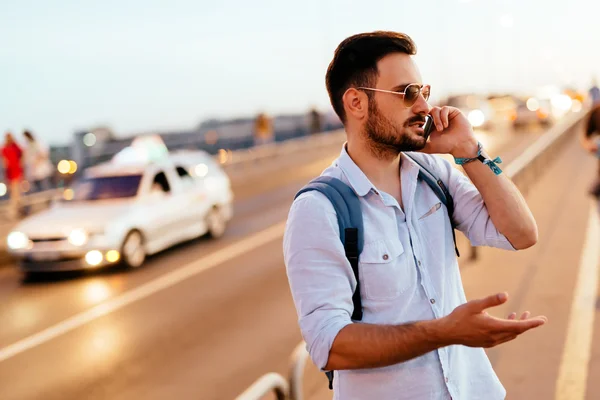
[[122, 230, 146, 268], [206, 206, 227, 239]]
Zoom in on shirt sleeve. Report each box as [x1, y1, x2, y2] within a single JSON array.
[[283, 191, 355, 370], [430, 155, 516, 251]]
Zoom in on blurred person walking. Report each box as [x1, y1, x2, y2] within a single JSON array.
[[589, 77, 600, 107], [581, 105, 600, 198], [23, 130, 53, 192], [253, 112, 274, 146], [2, 132, 24, 219], [284, 31, 545, 400], [309, 107, 323, 135]]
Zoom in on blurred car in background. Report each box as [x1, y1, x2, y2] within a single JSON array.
[[510, 96, 554, 129], [444, 94, 495, 130], [6, 144, 233, 276]]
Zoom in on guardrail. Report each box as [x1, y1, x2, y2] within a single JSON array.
[[504, 109, 588, 194], [236, 108, 592, 400], [456, 109, 590, 262], [219, 130, 345, 170], [0, 188, 61, 218]]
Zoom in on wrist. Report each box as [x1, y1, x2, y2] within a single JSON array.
[[451, 139, 479, 158], [424, 317, 456, 348]]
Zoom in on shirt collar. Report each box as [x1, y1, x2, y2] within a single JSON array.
[[337, 144, 374, 197], [336, 144, 420, 197]]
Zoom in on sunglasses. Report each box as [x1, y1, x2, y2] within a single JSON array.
[[357, 83, 431, 108]]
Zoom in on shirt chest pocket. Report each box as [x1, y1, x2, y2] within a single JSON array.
[[359, 238, 413, 300]]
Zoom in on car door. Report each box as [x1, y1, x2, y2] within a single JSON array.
[[173, 164, 210, 236], [143, 168, 184, 251]]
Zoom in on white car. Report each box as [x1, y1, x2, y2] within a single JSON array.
[[6, 149, 233, 274]]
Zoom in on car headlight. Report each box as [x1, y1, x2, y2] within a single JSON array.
[[7, 231, 29, 250], [468, 109, 486, 128], [68, 229, 88, 246]]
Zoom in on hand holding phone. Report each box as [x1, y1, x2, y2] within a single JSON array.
[[423, 115, 434, 141]]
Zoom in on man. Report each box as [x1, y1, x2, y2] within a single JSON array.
[[581, 105, 600, 197], [283, 31, 546, 400]]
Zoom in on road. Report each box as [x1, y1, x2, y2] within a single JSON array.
[[1, 123, 598, 400]]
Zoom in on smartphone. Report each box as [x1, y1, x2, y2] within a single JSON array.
[[423, 115, 434, 141]]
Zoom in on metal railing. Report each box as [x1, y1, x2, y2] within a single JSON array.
[[288, 342, 311, 400], [234, 372, 289, 400]]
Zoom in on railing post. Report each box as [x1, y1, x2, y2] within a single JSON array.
[[288, 342, 310, 400]]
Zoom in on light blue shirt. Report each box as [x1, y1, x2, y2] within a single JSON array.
[[283, 145, 516, 400]]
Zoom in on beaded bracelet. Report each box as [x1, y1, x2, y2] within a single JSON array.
[[453, 142, 503, 175]]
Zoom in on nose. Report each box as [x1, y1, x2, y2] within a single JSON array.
[[411, 93, 430, 115]]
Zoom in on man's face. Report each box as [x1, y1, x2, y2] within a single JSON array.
[[363, 53, 430, 155]]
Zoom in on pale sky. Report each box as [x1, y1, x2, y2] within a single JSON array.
[[1, 0, 599, 145]]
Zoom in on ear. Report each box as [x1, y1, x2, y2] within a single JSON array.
[[343, 88, 368, 121]]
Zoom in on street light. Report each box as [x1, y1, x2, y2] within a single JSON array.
[[83, 132, 97, 147]]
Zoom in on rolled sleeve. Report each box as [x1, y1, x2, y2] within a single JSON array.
[[283, 191, 355, 369], [431, 156, 516, 251]]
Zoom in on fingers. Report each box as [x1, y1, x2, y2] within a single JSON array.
[[441, 107, 450, 129], [520, 311, 531, 320], [507, 312, 517, 320], [429, 107, 444, 132], [492, 315, 548, 334], [469, 292, 509, 313]]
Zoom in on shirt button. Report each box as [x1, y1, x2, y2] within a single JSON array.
[[430, 298, 436, 304], [382, 254, 389, 260], [418, 260, 422, 266], [445, 377, 449, 383]]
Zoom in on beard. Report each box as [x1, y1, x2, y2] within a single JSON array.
[[363, 100, 427, 159]]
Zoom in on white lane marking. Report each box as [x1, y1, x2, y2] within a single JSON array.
[[555, 201, 600, 400], [0, 221, 287, 363]]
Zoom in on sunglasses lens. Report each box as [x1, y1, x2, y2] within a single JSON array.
[[404, 85, 420, 106], [404, 85, 430, 106], [422, 86, 431, 101]]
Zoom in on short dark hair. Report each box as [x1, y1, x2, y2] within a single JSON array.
[[325, 31, 417, 123]]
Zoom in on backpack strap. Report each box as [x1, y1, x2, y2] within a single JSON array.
[[295, 176, 364, 321], [404, 153, 460, 257], [295, 176, 365, 391]]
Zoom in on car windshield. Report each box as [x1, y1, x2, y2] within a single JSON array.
[[67, 175, 142, 201]]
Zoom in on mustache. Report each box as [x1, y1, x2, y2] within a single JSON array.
[[405, 115, 427, 127]]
